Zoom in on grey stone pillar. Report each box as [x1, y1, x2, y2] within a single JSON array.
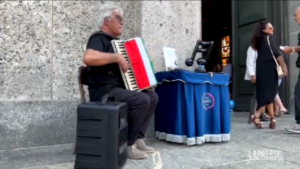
[[287, 1, 300, 113]]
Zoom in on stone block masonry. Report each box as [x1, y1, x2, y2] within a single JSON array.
[[287, 1, 300, 113], [0, 0, 201, 167]]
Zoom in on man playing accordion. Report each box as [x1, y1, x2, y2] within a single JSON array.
[[82, 4, 158, 160]]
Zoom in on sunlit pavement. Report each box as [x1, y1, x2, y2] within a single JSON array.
[[21, 112, 300, 169]]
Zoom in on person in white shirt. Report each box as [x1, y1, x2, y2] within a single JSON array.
[[245, 46, 269, 123]]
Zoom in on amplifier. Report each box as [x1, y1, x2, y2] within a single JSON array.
[[74, 94, 128, 169]]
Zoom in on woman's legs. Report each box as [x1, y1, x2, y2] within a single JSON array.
[[274, 99, 280, 116], [260, 106, 270, 121], [274, 94, 287, 111], [252, 104, 276, 129], [275, 78, 288, 113], [266, 103, 276, 129], [266, 103, 275, 119], [262, 106, 265, 112], [251, 106, 264, 128], [254, 107, 263, 119]]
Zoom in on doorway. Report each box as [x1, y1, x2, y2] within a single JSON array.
[[202, 1, 288, 111], [202, 0, 232, 94]]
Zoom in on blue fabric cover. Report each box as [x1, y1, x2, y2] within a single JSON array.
[[155, 70, 230, 85], [154, 70, 231, 145]]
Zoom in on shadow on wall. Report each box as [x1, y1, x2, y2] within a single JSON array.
[[0, 1, 139, 101]]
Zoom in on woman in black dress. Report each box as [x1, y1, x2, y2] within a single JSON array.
[[250, 21, 288, 129]]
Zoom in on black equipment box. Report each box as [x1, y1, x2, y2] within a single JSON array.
[[74, 94, 128, 169]]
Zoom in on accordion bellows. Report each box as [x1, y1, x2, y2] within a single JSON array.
[[112, 37, 157, 91]]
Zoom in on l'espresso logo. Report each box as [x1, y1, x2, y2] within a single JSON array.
[[202, 92, 215, 110]]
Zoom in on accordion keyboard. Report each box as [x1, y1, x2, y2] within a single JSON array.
[[112, 40, 139, 91]]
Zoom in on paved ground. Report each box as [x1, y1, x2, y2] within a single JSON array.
[[22, 112, 300, 169]]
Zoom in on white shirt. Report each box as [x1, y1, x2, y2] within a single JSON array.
[[244, 46, 257, 80]]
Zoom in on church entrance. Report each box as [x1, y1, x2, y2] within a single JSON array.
[[202, 0, 288, 111]]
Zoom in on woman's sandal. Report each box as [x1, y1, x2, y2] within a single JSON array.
[[269, 118, 276, 129], [250, 115, 263, 129], [279, 109, 289, 115], [275, 110, 288, 117]]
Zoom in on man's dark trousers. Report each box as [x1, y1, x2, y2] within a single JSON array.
[[295, 80, 300, 125], [248, 85, 257, 123], [98, 87, 159, 146]]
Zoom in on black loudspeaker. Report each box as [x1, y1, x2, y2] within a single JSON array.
[[74, 94, 128, 169]]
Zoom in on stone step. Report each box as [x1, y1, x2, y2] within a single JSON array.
[[0, 100, 155, 168], [0, 144, 74, 169]]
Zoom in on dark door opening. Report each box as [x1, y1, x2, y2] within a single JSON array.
[[202, 0, 233, 95], [202, 1, 287, 112], [231, 1, 287, 111]]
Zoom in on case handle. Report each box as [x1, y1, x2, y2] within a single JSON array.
[[101, 94, 116, 104]]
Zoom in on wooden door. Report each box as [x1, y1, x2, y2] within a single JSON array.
[[231, 1, 273, 111]]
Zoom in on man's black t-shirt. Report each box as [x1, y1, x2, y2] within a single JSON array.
[[296, 32, 300, 79], [86, 31, 124, 101]]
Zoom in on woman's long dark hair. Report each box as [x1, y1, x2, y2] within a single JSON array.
[[250, 21, 270, 50]]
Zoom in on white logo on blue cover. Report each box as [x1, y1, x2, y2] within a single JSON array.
[[202, 92, 215, 110]]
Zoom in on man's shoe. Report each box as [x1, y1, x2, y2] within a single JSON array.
[[127, 145, 147, 160], [135, 139, 155, 154], [285, 123, 300, 133]]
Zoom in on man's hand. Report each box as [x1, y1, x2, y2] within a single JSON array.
[[281, 46, 293, 54], [116, 54, 129, 73], [250, 75, 256, 84]]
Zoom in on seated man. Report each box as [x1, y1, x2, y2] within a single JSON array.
[[83, 4, 158, 160]]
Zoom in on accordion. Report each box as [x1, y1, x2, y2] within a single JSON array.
[[112, 37, 157, 92]]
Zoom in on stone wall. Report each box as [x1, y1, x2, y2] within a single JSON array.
[[0, 1, 201, 167], [287, 1, 300, 113], [0, 0, 201, 101]]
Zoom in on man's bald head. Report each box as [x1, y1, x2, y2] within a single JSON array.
[[294, 6, 300, 25]]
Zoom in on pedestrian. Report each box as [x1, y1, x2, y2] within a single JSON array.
[[281, 6, 300, 132], [249, 21, 288, 129], [245, 46, 269, 123]]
